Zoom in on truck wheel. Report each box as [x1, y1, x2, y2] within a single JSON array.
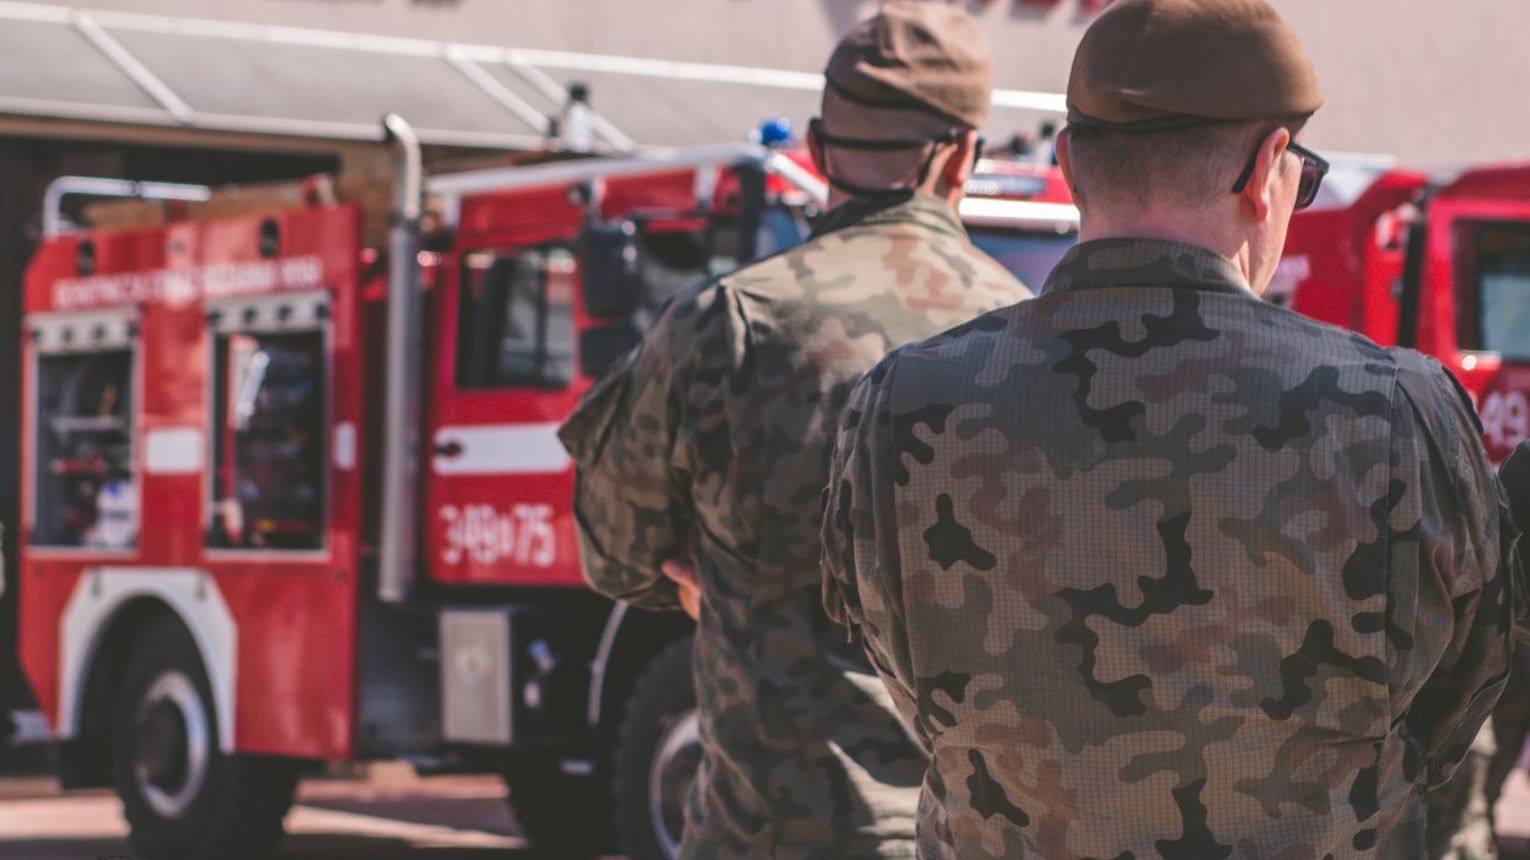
[[615, 637, 699, 860], [501, 749, 613, 856], [111, 617, 300, 860]]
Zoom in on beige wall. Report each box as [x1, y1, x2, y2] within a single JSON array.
[[26, 0, 1530, 166]]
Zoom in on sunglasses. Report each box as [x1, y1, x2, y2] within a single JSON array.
[[1230, 140, 1330, 211]]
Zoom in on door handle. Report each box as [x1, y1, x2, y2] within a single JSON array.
[[434, 439, 464, 458]]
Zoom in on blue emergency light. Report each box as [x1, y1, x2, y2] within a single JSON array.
[[755, 118, 793, 149]]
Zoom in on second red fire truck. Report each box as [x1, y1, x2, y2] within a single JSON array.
[[1278, 161, 1530, 464]]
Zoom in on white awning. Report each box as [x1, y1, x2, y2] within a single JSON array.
[[0, 0, 1065, 152]]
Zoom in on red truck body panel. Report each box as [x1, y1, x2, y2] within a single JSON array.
[[20, 205, 365, 758], [1284, 163, 1530, 463]]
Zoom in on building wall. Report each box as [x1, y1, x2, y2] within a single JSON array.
[[24, 0, 1530, 167]]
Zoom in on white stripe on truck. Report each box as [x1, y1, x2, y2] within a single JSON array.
[[431, 423, 571, 476]]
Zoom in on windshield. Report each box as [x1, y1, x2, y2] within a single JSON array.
[[970, 227, 1078, 291], [1464, 222, 1530, 361]]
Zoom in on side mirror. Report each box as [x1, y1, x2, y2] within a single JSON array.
[[579, 221, 643, 317], [579, 322, 642, 378]]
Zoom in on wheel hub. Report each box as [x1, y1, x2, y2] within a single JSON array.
[[133, 670, 211, 819], [648, 708, 701, 859], [139, 699, 190, 788]]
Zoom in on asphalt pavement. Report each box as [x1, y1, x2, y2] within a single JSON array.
[[3, 764, 1530, 859], [0, 764, 617, 860]]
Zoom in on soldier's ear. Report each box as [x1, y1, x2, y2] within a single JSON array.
[[807, 125, 828, 177], [1241, 126, 1292, 223], [941, 129, 982, 190], [1056, 128, 1077, 194]]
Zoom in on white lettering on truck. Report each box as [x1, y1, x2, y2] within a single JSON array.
[[52, 256, 325, 310], [1481, 390, 1530, 452], [440, 504, 557, 568]]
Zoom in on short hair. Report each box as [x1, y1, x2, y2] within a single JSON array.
[[1066, 116, 1309, 210]]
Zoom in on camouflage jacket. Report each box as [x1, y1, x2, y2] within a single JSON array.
[[560, 192, 1030, 858], [822, 238, 1515, 859]]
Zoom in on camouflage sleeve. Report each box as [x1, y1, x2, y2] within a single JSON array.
[[1499, 441, 1530, 638], [822, 356, 925, 741], [557, 284, 738, 612], [1391, 354, 1514, 788]]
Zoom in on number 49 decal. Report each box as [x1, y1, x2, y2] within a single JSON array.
[[1480, 390, 1530, 452], [440, 503, 556, 567]]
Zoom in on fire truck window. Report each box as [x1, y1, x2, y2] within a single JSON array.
[[34, 349, 135, 549], [208, 331, 326, 551], [637, 229, 709, 320], [706, 206, 812, 280], [1469, 223, 1530, 361], [969, 227, 1079, 291], [756, 205, 813, 260], [457, 248, 576, 389]]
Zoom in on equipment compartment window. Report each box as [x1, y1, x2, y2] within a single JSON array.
[[208, 330, 326, 551], [637, 228, 711, 319], [457, 247, 576, 389], [1463, 222, 1530, 361], [33, 347, 136, 549]]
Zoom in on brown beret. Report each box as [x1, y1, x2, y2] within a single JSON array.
[[1068, 0, 1321, 130], [824, 0, 993, 130]]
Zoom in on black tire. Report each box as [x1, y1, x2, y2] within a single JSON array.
[[614, 637, 699, 860], [502, 748, 614, 856], [112, 617, 300, 860]]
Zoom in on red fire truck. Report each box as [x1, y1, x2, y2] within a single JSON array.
[[1278, 161, 1530, 464], [11, 117, 1079, 859]]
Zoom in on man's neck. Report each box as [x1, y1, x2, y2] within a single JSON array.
[[825, 184, 962, 216], [1078, 213, 1254, 288]]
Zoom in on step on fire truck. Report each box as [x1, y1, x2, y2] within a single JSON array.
[[11, 116, 1080, 860]]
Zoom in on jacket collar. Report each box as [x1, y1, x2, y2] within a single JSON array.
[[1041, 238, 1254, 297], [810, 191, 967, 241]]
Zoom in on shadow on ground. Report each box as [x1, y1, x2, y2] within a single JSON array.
[[0, 833, 599, 860], [0, 838, 558, 860], [283, 834, 572, 859]]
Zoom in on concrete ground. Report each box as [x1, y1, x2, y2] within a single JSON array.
[[1502, 770, 1530, 859], [0, 762, 613, 860], [2, 764, 1530, 859]]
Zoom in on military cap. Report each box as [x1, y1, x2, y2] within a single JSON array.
[[1067, 0, 1322, 130], [824, 0, 993, 130]]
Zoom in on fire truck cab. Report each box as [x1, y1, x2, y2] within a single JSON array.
[[1280, 161, 1530, 463], [13, 120, 1079, 860]]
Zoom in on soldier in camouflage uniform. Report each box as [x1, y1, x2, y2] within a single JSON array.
[[557, 4, 1031, 857], [1428, 727, 1498, 859], [822, 1, 1518, 857], [1439, 470, 1530, 860], [1478, 652, 1530, 856]]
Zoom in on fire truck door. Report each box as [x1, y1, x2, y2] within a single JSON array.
[[1420, 197, 1530, 463], [424, 245, 587, 588]]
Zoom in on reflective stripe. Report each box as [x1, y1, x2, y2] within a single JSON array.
[[431, 423, 570, 475]]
